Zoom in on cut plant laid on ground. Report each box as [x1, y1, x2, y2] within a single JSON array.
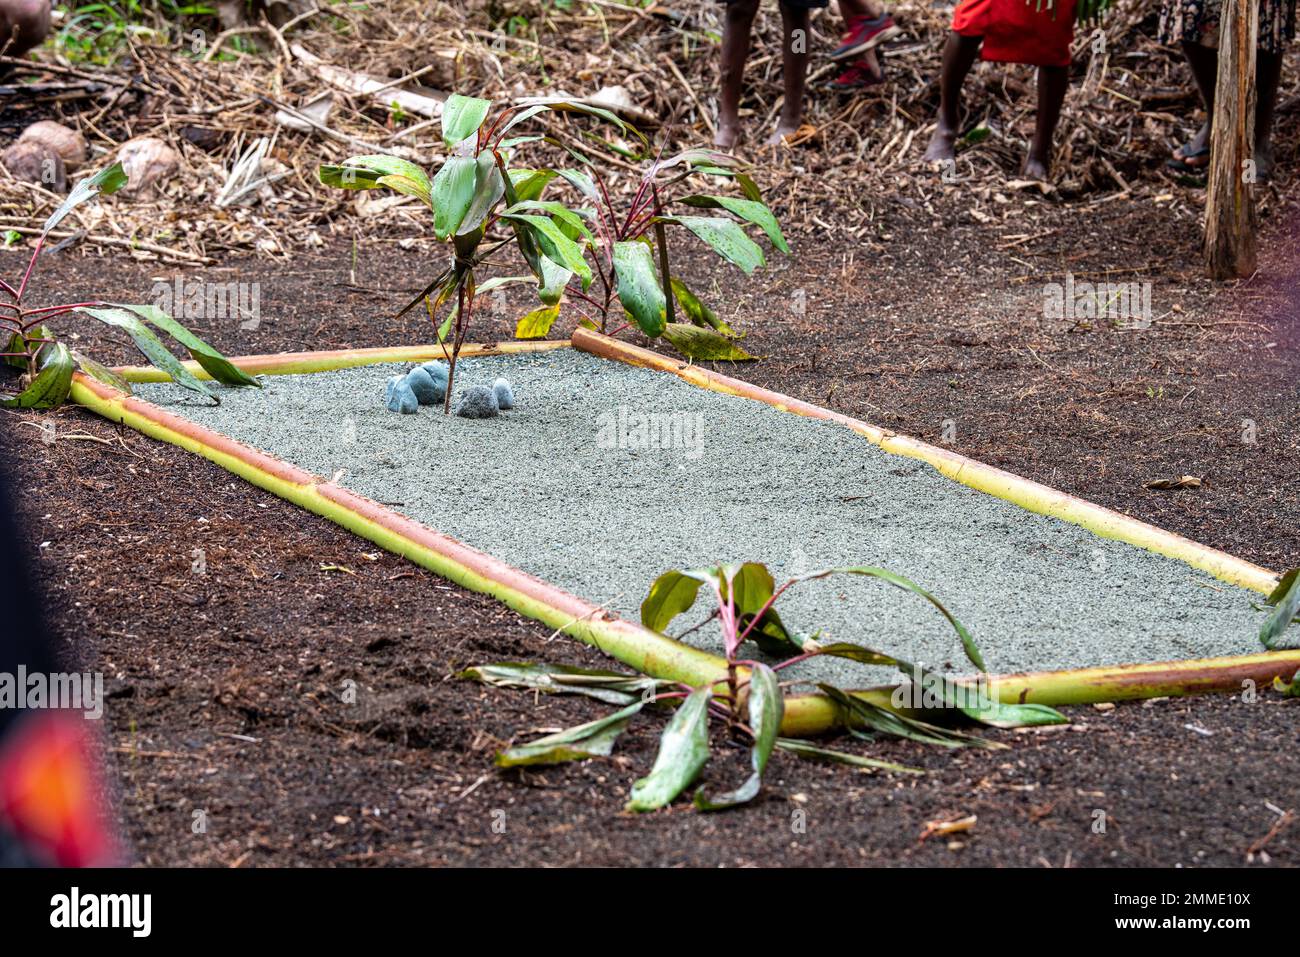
[[317, 91, 787, 405], [462, 560, 1067, 813], [0, 162, 258, 410]]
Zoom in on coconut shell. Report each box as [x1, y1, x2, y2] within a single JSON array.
[[16, 120, 87, 170], [116, 136, 181, 197], [2, 140, 67, 193]]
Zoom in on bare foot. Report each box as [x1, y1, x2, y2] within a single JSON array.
[[713, 120, 740, 150], [1022, 152, 1051, 181], [766, 118, 800, 146], [923, 124, 957, 163]]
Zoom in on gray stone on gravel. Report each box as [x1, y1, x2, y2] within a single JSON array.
[[454, 384, 499, 419], [384, 375, 418, 414], [492, 377, 515, 410], [136, 350, 1269, 687], [405, 366, 444, 405]]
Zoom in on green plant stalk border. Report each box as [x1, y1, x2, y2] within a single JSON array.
[[67, 340, 1300, 737]]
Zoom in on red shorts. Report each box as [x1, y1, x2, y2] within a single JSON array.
[[951, 0, 1076, 67]]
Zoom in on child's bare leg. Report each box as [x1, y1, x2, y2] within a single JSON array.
[[923, 31, 981, 163], [1025, 64, 1067, 179], [717, 0, 761, 149], [769, 3, 811, 144]]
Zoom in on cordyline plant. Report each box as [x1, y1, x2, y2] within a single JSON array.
[[318, 93, 786, 412], [1, 163, 260, 409], [460, 560, 1067, 813]]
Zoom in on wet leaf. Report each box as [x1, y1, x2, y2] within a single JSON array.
[[442, 93, 492, 149], [672, 216, 765, 274], [43, 163, 127, 236], [626, 685, 713, 812], [111, 304, 259, 388], [695, 663, 782, 810], [496, 701, 641, 767], [81, 307, 215, 401], [775, 737, 924, 774], [818, 683, 1000, 749], [514, 303, 561, 339], [1261, 569, 1300, 649], [661, 323, 756, 361], [678, 195, 788, 252], [72, 350, 131, 395], [0, 341, 72, 409], [318, 155, 432, 207], [670, 278, 736, 336], [430, 155, 479, 240], [456, 661, 663, 706], [612, 240, 665, 337]]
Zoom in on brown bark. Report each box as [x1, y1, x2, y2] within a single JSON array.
[[1203, 0, 1259, 279]]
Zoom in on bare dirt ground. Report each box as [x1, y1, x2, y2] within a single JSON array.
[[2, 167, 1298, 865]]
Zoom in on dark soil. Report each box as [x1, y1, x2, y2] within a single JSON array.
[[2, 170, 1299, 867]]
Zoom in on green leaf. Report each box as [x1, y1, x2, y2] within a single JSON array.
[[430, 156, 479, 240], [318, 155, 432, 207], [503, 213, 591, 289], [555, 167, 599, 201], [1260, 569, 1300, 649], [536, 257, 572, 306], [800, 640, 898, 667], [818, 683, 1000, 749], [794, 566, 987, 672], [496, 702, 642, 768], [502, 200, 593, 243], [43, 163, 127, 236], [695, 663, 783, 810], [891, 657, 1067, 729], [678, 195, 789, 253], [515, 97, 646, 144], [457, 155, 505, 237], [441, 93, 492, 149], [0, 341, 73, 409], [514, 303, 561, 339], [661, 323, 756, 361], [3, 327, 50, 369], [612, 240, 665, 337], [80, 307, 215, 401], [626, 686, 713, 812], [71, 350, 131, 395], [640, 568, 711, 634], [1274, 669, 1300, 697], [493, 104, 551, 142], [110, 304, 259, 388], [456, 661, 663, 706], [670, 278, 735, 336], [775, 738, 925, 774], [508, 168, 557, 203], [671, 216, 765, 274]]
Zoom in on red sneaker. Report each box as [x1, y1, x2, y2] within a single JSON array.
[[830, 14, 901, 61], [828, 58, 886, 90]]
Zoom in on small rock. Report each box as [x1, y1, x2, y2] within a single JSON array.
[[492, 377, 515, 410], [2, 140, 65, 192], [116, 136, 180, 197], [385, 376, 418, 414], [454, 385, 499, 419], [420, 360, 449, 386], [405, 366, 444, 405], [17, 120, 87, 170]]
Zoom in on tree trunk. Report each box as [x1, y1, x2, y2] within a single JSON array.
[[1203, 0, 1258, 279]]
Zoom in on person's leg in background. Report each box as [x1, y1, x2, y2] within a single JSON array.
[[716, 0, 761, 148], [0, 0, 51, 60], [1025, 64, 1068, 179], [922, 29, 983, 163], [828, 0, 894, 89], [771, 0, 813, 143]]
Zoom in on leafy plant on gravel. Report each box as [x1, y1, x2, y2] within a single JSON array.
[[460, 560, 1066, 813], [1, 163, 260, 410], [318, 93, 787, 410], [1259, 568, 1300, 650]]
